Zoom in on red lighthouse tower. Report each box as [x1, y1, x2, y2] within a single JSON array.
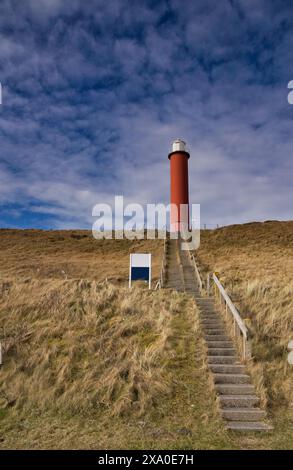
[[168, 139, 190, 232]]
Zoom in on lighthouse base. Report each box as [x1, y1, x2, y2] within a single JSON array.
[[170, 222, 190, 234]]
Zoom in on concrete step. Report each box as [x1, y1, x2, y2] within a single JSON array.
[[201, 316, 219, 321], [201, 314, 220, 319], [199, 309, 218, 313], [197, 303, 217, 307], [197, 305, 216, 309], [218, 395, 260, 408], [226, 421, 273, 431], [208, 348, 235, 356], [215, 384, 255, 395], [214, 373, 250, 384], [202, 324, 224, 329], [198, 309, 218, 314], [204, 328, 226, 335], [205, 335, 230, 341], [201, 315, 222, 323], [201, 311, 219, 315], [210, 364, 246, 374], [201, 320, 224, 326], [200, 317, 221, 328], [206, 341, 233, 348], [204, 331, 227, 337], [203, 324, 226, 329], [221, 408, 266, 422], [200, 314, 219, 318], [199, 302, 218, 306], [208, 356, 238, 365]]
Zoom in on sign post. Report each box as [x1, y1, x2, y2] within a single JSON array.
[[129, 253, 152, 289]]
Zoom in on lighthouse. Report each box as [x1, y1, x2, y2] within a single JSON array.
[[168, 139, 190, 232]]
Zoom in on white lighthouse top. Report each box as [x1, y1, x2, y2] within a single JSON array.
[[172, 139, 186, 152]]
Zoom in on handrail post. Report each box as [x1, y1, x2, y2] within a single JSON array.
[[206, 272, 210, 296], [245, 337, 252, 360]]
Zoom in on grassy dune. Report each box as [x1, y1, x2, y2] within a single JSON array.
[[0, 278, 229, 449], [197, 221, 293, 424], [0, 225, 292, 449], [0, 229, 163, 283], [0, 280, 174, 417]]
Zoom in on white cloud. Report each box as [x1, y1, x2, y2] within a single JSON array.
[[0, 0, 292, 228]]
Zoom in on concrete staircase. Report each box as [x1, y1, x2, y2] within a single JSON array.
[[165, 239, 272, 432], [165, 239, 185, 292]]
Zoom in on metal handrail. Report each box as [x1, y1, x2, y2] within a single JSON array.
[[212, 274, 248, 338], [183, 248, 250, 360], [212, 273, 250, 359], [188, 250, 203, 291]]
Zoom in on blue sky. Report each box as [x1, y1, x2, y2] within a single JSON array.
[[0, 0, 292, 229]]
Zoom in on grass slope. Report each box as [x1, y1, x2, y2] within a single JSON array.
[[0, 229, 163, 283], [0, 280, 228, 449], [0, 224, 292, 449]]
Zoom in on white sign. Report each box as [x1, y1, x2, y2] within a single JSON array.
[[129, 253, 152, 289]]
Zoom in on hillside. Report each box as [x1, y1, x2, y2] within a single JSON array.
[[0, 229, 164, 283], [0, 278, 233, 449], [0, 224, 292, 449]]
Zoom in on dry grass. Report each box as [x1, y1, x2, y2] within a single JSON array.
[[196, 221, 293, 412], [0, 283, 234, 450], [0, 279, 176, 417], [0, 229, 163, 283], [0, 225, 292, 449], [0, 278, 231, 449]]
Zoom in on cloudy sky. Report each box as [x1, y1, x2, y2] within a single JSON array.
[[0, 0, 292, 229]]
